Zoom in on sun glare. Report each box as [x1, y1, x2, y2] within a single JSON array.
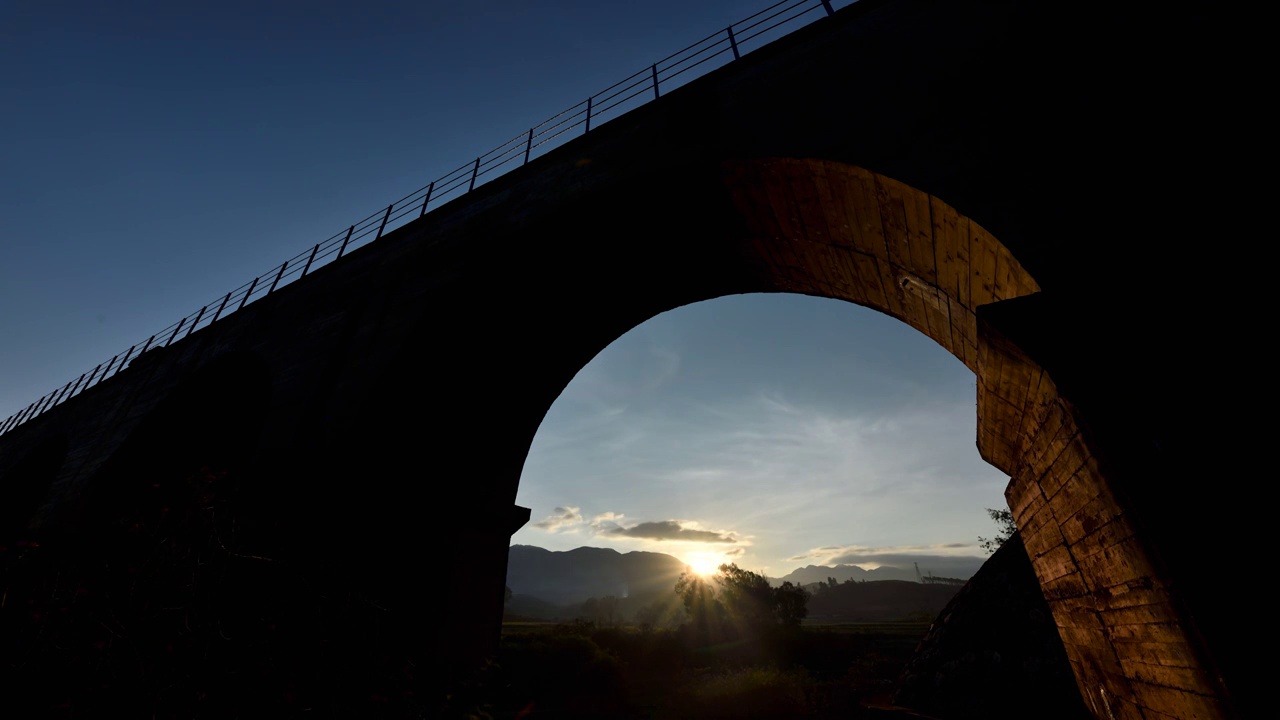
[[685, 553, 724, 577]]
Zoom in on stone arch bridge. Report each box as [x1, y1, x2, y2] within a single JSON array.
[[0, 1, 1250, 717]]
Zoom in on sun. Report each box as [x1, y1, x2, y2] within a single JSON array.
[[685, 552, 724, 577]]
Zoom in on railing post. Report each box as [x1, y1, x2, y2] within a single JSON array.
[[211, 292, 231, 324], [337, 225, 354, 260], [115, 345, 137, 377], [585, 97, 593, 133], [27, 397, 48, 421], [66, 373, 88, 401], [468, 158, 481, 192], [98, 354, 121, 382], [419, 181, 434, 218], [35, 392, 57, 416], [727, 26, 740, 60], [375, 204, 393, 241], [523, 128, 534, 165], [46, 388, 64, 410], [1, 414, 17, 433], [166, 319, 186, 346], [41, 389, 61, 412], [50, 379, 75, 407], [185, 306, 206, 338], [39, 391, 59, 414], [301, 244, 319, 278], [268, 261, 289, 295], [15, 401, 37, 425], [83, 363, 104, 389], [24, 400, 46, 424], [238, 278, 259, 310], [821, 0, 834, 16], [652, 64, 660, 99]]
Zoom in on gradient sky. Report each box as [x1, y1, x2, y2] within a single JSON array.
[[512, 294, 1007, 577], [2, 0, 1008, 576]]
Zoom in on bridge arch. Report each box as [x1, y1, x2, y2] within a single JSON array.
[[502, 160, 1225, 719], [511, 159, 1043, 485], [721, 158, 1038, 375]]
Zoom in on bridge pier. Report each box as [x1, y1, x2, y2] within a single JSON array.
[[978, 294, 1233, 719]]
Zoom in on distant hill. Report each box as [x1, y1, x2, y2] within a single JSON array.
[[776, 556, 986, 586], [506, 546, 979, 624], [506, 545, 688, 607]]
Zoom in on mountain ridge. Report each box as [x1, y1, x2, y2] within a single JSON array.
[[507, 545, 986, 605], [506, 544, 689, 607], [505, 545, 978, 624], [775, 556, 985, 586]]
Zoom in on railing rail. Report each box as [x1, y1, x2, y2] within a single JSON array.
[[1, 0, 841, 437]]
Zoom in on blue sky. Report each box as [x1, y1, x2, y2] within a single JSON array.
[[512, 294, 1007, 576], [2, 0, 1007, 575]]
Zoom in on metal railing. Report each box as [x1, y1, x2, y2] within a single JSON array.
[[0, 0, 843, 437]]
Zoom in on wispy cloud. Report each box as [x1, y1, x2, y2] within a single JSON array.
[[642, 346, 681, 391], [531, 505, 750, 551], [787, 543, 982, 565], [521, 391, 1002, 564], [531, 506, 584, 533], [603, 520, 738, 543], [589, 512, 743, 544]]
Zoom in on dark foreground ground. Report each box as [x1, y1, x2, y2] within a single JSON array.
[[444, 620, 933, 719], [1, 479, 1089, 720], [0, 463, 936, 719]]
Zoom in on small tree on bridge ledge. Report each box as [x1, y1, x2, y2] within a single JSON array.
[[978, 507, 1017, 554]]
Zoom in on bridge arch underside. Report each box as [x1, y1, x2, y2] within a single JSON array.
[[508, 158, 1227, 719]]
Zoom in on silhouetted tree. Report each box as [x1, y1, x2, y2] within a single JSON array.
[[715, 564, 778, 628], [634, 601, 659, 632], [675, 571, 726, 636], [979, 507, 1017, 553], [773, 581, 809, 627], [577, 595, 623, 627], [598, 595, 621, 627], [674, 564, 809, 637], [580, 596, 600, 624]]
